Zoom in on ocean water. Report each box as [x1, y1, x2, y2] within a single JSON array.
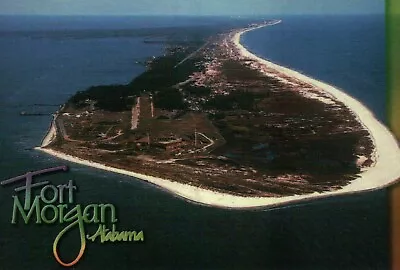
[[0, 15, 389, 269]]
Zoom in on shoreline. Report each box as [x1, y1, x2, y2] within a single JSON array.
[[233, 22, 400, 192], [36, 21, 400, 209], [40, 115, 57, 148]]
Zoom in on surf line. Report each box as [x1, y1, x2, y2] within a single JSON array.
[[1, 166, 144, 267]]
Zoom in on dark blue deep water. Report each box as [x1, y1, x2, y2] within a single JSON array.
[[0, 15, 390, 269]]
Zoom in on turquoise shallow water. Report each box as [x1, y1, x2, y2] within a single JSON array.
[[0, 15, 389, 269]]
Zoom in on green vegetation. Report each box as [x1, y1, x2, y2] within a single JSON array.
[[67, 84, 138, 111], [184, 85, 212, 97], [204, 90, 264, 111], [154, 88, 187, 110]]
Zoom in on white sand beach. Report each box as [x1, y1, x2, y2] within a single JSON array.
[[36, 21, 400, 209], [40, 116, 57, 148]]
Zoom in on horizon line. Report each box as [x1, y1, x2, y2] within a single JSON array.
[[0, 13, 384, 17]]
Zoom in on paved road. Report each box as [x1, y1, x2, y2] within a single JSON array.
[[131, 97, 140, 130], [174, 41, 209, 69]]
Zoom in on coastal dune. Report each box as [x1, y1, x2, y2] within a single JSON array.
[[36, 21, 400, 209]]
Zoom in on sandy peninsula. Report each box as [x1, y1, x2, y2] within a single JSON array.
[[36, 21, 400, 208]]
